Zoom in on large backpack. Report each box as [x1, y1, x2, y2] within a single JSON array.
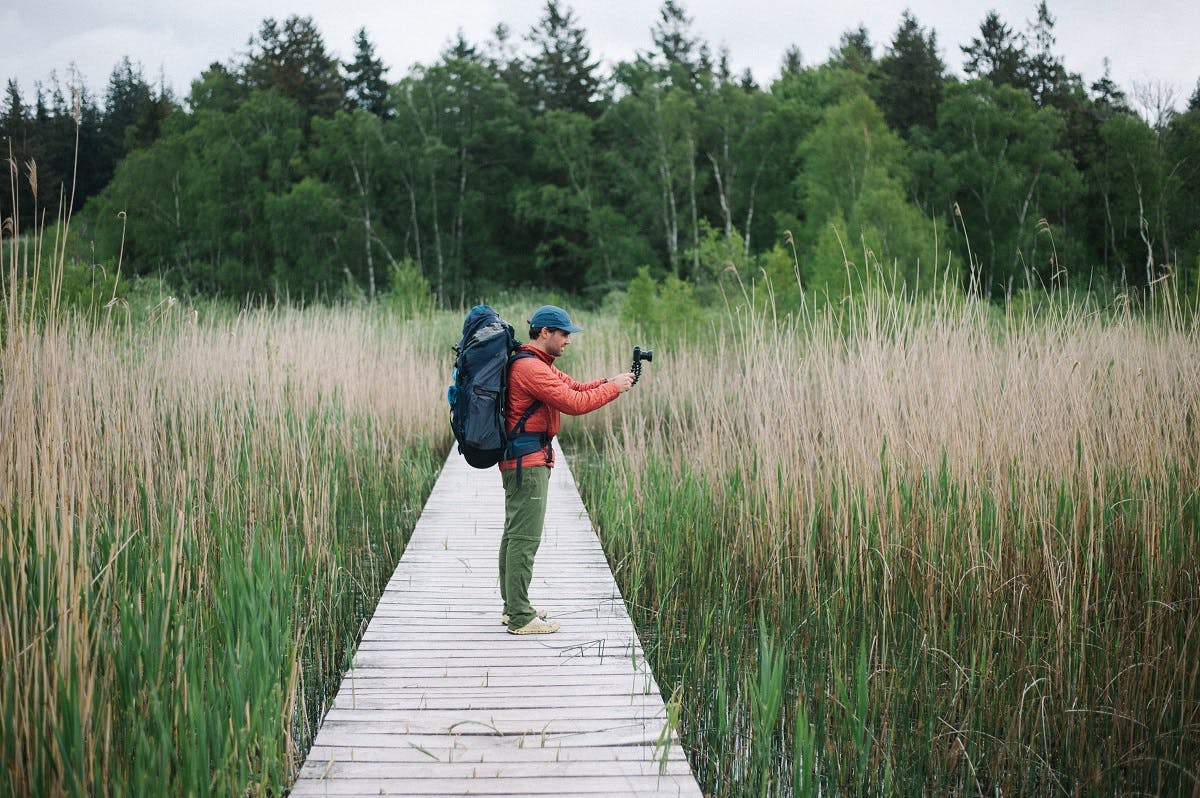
[[447, 306, 543, 468]]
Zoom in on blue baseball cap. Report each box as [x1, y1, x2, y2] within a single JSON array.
[[529, 305, 582, 333]]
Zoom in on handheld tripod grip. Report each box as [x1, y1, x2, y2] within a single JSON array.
[[631, 346, 653, 386]]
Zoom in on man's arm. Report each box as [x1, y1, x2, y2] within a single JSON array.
[[517, 360, 631, 416]]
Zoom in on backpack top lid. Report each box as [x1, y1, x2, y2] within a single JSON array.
[[462, 305, 501, 340]]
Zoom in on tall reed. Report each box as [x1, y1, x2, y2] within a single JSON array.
[[1, 206, 450, 793], [568, 291, 1200, 795]]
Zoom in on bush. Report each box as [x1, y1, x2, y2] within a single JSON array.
[[385, 257, 434, 318], [619, 266, 705, 341]]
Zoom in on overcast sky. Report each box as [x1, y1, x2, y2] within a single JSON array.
[[3, 1, 1197, 113]]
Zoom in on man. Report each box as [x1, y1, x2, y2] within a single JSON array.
[[499, 305, 634, 635]]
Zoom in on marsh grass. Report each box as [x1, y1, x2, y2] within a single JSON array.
[[1, 201, 450, 793], [568, 291, 1200, 795]]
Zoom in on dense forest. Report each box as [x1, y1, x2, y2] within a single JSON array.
[[3, 1, 1199, 306]]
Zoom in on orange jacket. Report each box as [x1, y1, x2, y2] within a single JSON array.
[[500, 344, 621, 470]]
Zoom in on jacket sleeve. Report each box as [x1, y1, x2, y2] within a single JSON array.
[[560, 373, 608, 391], [519, 359, 621, 416]]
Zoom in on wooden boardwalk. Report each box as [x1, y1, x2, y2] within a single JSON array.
[[290, 443, 704, 797]]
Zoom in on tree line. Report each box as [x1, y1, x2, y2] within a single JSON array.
[[3, 1, 1199, 306]]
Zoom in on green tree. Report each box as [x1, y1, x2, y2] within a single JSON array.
[[1094, 113, 1172, 287], [607, 66, 701, 277], [242, 16, 344, 122], [798, 93, 944, 298], [99, 58, 175, 188], [86, 90, 306, 297], [2, 79, 26, 151], [344, 28, 390, 117], [807, 209, 855, 299], [933, 80, 1081, 296], [762, 65, 831, 251], [795, 92, 906, 246], [310, 110, 398, 299], [779, 46, 803, 78], [525, 1, 601, 117], [1, 79, 33, 230], [697, 77, 776, 259], [1165, 105, 1200, 289], [648, 0, 712, 92], [515, 108, 647, 290], [874, 11, 944, 137], [31, 79, 79, 215], [1025, 1, 1069, 108], [961, 11, 1027, 89], [265, 176, 344, 299], [1090, 59, 1132, 117], [187, 63, 245, 113], [391, 55, 525, 304], [827, 24, 874, 75], [619, 265, 704, 340]]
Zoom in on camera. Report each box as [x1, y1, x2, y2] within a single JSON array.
[[632, 346, 653, 385]]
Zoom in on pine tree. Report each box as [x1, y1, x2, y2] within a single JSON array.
[[875, 11, 944, 136], [828, 25, 874, 74], [2, 79, 25, 148], [780, 46, 803, 78], [243, 15, 344, 120], [961, 11, 1027, 89], [441, 30, 483, 63], [526, 1, 601, 116], [344, 28, 390, 116], [1025, 2, 1068, 107], [1090, 58, 1131, 117], [1, 80, 30, 227], [99, 58, 156, 185], [650, 0, 711, 91]]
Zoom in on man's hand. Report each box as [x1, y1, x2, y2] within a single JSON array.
[[609, 372, 636, 392]]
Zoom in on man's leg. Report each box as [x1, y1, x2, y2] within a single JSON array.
[[500, 466, 550, 630]]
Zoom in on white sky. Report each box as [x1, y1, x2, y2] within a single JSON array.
[[2, 1, 1197, 112]]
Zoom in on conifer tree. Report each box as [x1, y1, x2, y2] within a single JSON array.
[[828, 25, 874, 74], [961, 11, 1027, 89], [1, 80, 31, 228], [779, 46, 803, 78], [243, 16, 344, 120], [875, 11, 944, 136], [99, 58, 171, 186], [526, 1, 601, 116], [650, 0, 711, 91], [1025, 2, 1069, 108], [344, 28, 390, 117], [2, 80, 25, 149]]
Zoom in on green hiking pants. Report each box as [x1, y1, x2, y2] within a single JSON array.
[[500, 466, 550, 630]]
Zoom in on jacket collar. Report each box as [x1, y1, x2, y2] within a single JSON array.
[[517, 343, 555, 364]]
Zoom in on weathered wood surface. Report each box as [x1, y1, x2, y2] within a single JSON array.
[[290, 443, 703, 797]]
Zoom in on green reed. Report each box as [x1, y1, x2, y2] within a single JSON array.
[[2, 280, 448, 792], [568, 293, 1200, 795]]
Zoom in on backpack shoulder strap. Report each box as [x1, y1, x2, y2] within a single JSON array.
[[506, 351, 542, 433]]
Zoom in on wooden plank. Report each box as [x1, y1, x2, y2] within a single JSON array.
[[290, 776, 697, 797], [304, 744, 690, 764], [325, 694, 671, 711], [290, 444, 702, 798], [296, 759, 696, 779], [308, 727, 681, 750], [296, 758, 700, 777]]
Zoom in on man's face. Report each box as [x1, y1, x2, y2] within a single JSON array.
[[544, 328, 571, 357]]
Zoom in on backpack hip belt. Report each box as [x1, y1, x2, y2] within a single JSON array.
[[505, 400, 551, 486]]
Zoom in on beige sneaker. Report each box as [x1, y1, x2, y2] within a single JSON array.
[[509, 618, 561, 635], [500, 608, 547, 626]]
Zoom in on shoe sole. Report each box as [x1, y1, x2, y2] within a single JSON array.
[[509, 621, 560, 635]]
